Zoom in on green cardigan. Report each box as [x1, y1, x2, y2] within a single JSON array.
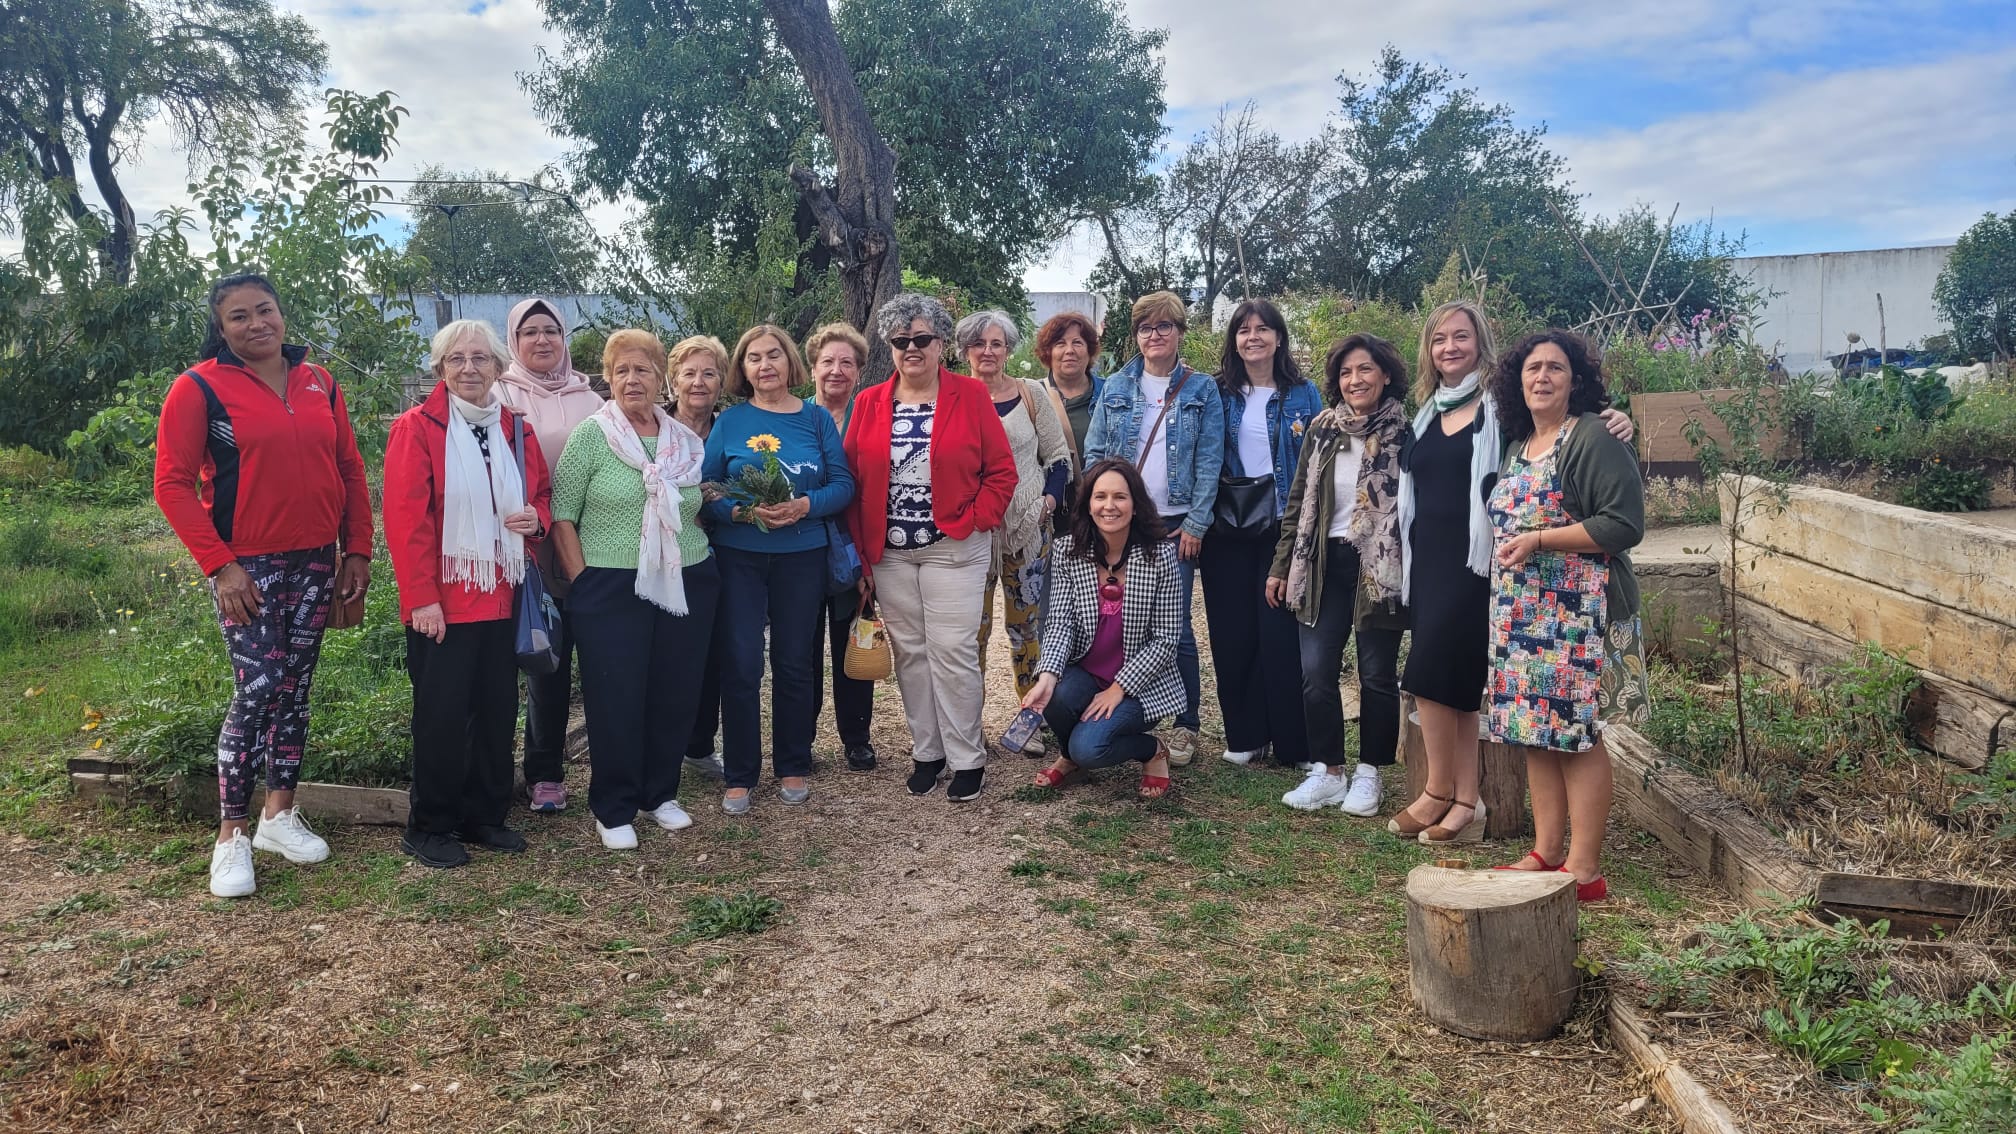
[[1499, 412, 1645, 622], [550, 420, 711, 570]]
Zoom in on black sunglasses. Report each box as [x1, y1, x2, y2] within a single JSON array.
[[889, 334, 940, 352]]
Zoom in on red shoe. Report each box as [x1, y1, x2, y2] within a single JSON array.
[[1491, 850, 1565, 872], [1560, 870, 1607, 902]]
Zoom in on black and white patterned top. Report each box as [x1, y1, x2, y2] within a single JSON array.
[[1037, 536, 1187, 720], [885, 401, 942, 550]]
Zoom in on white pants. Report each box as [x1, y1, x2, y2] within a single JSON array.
[[874, 533, 991, 770]]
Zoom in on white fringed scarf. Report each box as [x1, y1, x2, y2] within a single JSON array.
[[441, 391, 527, 592], [591, 400, 706, 613]]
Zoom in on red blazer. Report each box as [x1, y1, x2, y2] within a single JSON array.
[[153, 346, 373, 577], [844, 368, 1016, 567], [382, 381, 553, 625]]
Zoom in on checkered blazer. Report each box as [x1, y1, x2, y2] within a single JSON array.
[[1038, 535, 1186, 721]]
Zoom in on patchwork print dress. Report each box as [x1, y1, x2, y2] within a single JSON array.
[[1485, 421, 1649, 752]]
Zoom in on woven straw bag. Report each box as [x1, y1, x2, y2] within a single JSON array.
[[843, 595, 894, 681]]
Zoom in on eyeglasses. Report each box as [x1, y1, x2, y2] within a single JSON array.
[[444, 353, 496, 369], [1136, 321, 1182, 339], [889, 334, 939, 352]]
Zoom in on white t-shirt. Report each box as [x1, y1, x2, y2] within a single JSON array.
[[1326, 436, 1366, 539], [1236, 388, 1275, 483], [1136, 371, 1175, 518]]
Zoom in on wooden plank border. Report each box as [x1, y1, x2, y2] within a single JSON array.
[[1607, 981, 1745, 1134]]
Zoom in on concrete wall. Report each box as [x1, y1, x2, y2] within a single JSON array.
[[1736, 245, 1954, 376]]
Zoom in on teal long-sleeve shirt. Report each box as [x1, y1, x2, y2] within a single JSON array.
[[701, 399, 855, 554]]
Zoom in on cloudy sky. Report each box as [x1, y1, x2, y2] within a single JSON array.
[[95, 0, 2016, 292]]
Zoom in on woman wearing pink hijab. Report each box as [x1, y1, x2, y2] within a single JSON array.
[[495, 298, 604, 814]]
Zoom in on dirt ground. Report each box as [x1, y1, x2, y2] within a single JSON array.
[[0, 612, 1742, 1133]]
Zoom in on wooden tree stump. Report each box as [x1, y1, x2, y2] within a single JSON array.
[[1399, 695, 1530, 840], [1405, 865, 1580, 1041]]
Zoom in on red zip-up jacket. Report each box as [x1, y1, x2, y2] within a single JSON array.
[[843, 368, 1015, 567], [153, 345, 374, 577], [382, 381, 553, 625]]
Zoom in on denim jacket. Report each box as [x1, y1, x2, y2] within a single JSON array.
[[1219, 381, 1323, 514], [1082, 356, 1225, 538]]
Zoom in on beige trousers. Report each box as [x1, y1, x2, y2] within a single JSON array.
[[875, 533, 991, 770]]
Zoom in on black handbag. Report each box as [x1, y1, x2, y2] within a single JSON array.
[[1212, 474, 1276, 539], [510, 417, 563, 676]]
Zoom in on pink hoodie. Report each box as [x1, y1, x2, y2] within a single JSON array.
[[494, 297, 605, 465]]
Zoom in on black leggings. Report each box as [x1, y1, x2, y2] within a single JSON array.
[[212, 547, 335, 821]]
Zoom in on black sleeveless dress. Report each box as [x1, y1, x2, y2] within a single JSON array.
[[1401, 413, 1492, 712]]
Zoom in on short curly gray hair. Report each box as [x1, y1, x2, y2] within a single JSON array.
[[873, 292, 954, 345], [954, 309, 1020, 355]]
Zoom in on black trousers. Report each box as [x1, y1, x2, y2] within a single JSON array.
[[822, 590, 875, 749], [571, 561, 720, 828], [1297, 541, 1403, 768], [1199, 525, 1310, 765], [521, 590, 575, 786], [406, 618, 517, 837], [686, 603, 723, 760]]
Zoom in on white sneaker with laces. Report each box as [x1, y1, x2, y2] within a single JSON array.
[[251, 807, 330, 864], [1220, 744, 1268, 766], [597, 821, 639, 850], [1165, 727, 1198, 766], [1338, 763, 1382, 817], [1282, 766, 1350, 810], [648, 801, 693, 831], [209, 832, 256, 898]]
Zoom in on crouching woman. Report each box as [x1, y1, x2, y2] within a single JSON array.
[[1022, 459, 1184, 798]]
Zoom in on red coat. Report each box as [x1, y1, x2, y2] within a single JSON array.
[[153, 346, 374, 576], [383, 382, 553, 625], [843, 368, 1016, 567]]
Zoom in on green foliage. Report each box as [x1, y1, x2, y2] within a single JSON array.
[[680, 892, 783, 939], [1604, 332, 1773, 403], [1285, 295, 1421, 389], [1868, 1033, 2016, 1133], [1953, 748, 2016, 841], [396, 166, 601, 295], [0, 505, 168, 652], [1934, 209, 2016, 361], [1900, 463, 1993, 512]]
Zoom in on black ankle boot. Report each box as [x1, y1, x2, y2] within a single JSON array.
[[947, 767, 984, 802], [906, 759, 945, 796]]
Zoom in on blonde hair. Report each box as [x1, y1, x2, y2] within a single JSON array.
[[429, 319, 509, 378], [1414, 300, 1497, 406], [668, 334, 729, 376], [804, 323, 869, 369], [729, 324, 807, 398], [602, 328, 669, 381]]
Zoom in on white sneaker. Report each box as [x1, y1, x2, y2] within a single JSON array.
[[1282, 766, 1350, 811], [1165, 727, 1198, 767], [209, 833, 255, 898], [648, 801, 693, 832], [1338, 763, 1383, 817], [1221, 744, 1269, 766], [251, 807, 330, 864], [597, 821, 639, 850]]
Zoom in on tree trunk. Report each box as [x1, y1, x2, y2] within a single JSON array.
[[1405, 864, 1580, 1041], [75, 90, 136, 284], [762, 0, 900, 383]]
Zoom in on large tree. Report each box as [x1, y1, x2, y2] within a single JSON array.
[[0, 0, 326, 282], [396, 166, 601, 297], [1934, 210, 2016, 362], [526, 0, 1164, 345]]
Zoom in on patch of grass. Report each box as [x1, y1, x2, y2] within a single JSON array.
[[36, 891, 114, 920], [679, 891, 781, 939]]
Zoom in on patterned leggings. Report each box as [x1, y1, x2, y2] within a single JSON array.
[[212, 548, 335, 821], [978, 540, 1047, 699]]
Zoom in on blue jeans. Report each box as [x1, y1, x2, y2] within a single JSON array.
[[1165, 530, 1201, 730], [1042, 665, 1162, 769], [714, 545, 827, 788]]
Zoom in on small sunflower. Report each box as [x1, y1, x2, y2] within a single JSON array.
[[747, 433, 783, 454]]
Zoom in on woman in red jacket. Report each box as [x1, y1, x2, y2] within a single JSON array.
[[844, 293, 1017, 801], [383, 319, 553, 870], [154, 273, 375, 900]]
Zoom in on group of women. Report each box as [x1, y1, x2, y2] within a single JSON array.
[[156, 273, 1644, 907]]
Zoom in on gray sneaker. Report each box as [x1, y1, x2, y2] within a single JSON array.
[[685, 751, 726, 782], [721, 790, 752, 816]]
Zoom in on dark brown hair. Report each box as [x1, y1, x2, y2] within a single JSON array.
[[1322, 333, 1407, 408], [200, 273, 284, 361], [1490, 330, 1612, 441], [1216, 298, 1307, 397], [1068, 458, 1167, 564]]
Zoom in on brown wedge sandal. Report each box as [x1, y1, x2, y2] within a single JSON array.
[[1419, 799, 1488, 846], [1386, 790, 1453, 837]]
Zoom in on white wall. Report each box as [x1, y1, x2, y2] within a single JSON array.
[[1736, 245, 1954, 375]]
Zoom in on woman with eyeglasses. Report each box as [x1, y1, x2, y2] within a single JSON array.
[[843, 293, 1018, 801], [1081, 291, 1224, 767]]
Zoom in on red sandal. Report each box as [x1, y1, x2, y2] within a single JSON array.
[[1137, 774, 1172, 799], [1559, 869, 1608, 902], [1491, 851, 1566, 872], [1031, 763, 1080, 789]]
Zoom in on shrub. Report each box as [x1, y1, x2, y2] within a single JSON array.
[[1900, 464, 1993, 512]]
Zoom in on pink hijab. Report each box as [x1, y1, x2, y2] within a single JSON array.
[[495, 298, 603, 464]]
